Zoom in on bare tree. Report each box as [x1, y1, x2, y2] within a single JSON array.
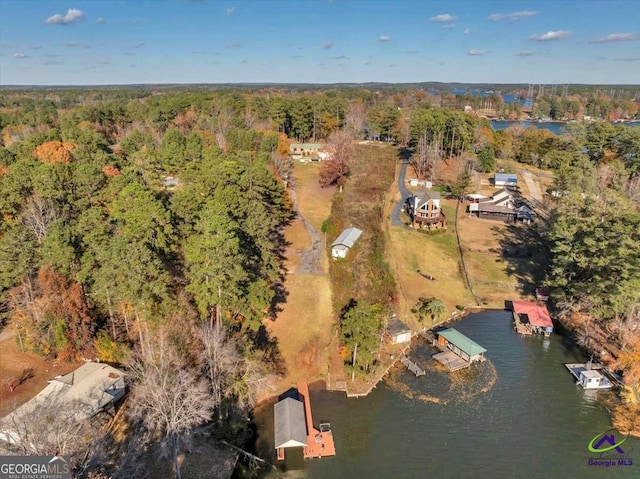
[[344, 102, 367, 139], [198, 321, 276, 413], [410, 135, 429, 179], [0, 395, 99, 474], [129, 337, 216, 479], [319, 129, 354, 190], [270, 151, 294, 188], [199, 320, 241, 409], [20, 195, 58, 244]]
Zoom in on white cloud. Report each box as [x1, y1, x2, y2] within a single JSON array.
[[378, 35, 391, 41], [463, 28, 470, 35], [321, 41, 334, 50], [226, 7, 235, 16], [442, 23, 456, 30], [488, 10, 539, 22], [430, 13, 456, 22], [13, 52, 28, 59], [530, 31, 570, 41], [97, 17, 105, 24], [45, 8, 84, 25], [515, 50, 535, 57], [590, 33, 640, 43], [467, 49, 487, 56]]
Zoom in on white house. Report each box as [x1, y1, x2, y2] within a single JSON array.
[[331, 227, 362, 259], [0, 362, 126, 446]]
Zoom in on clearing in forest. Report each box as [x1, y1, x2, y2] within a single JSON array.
[[266, 162, 337, 389]]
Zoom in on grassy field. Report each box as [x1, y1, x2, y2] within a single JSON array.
[[388, 197, 475, 328], [265, 161, 338, 390], [457, 205, 546, 306]]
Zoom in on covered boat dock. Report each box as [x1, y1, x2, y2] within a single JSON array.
[[511, 301, 553, 336], [274, 381, 336, 461], [433, 328, 487, 371]]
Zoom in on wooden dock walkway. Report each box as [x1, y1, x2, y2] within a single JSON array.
[[299, 380, 336, 459], [400, 356, 425, 377]]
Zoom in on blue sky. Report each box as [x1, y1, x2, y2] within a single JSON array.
[[1, 0, 639, 85]]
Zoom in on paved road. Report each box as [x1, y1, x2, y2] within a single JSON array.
[[392, 160, 411, 226]]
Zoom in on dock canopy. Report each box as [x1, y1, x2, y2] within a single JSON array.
[[438, 328, 487, 357], [274, 397, 307, 449], [512, 301, 553, 329]]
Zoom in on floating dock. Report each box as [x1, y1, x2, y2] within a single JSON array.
[[400, 356, 425, 376]]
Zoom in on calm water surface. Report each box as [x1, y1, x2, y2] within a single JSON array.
[[249, 310, 639, 479]]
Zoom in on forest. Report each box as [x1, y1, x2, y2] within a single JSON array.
[[0, 85, 639, 475]]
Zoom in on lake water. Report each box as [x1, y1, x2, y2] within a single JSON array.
[[247, 310, 639, 479], [491, 120, 640, 136]]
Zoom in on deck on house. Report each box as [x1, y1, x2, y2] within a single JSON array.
[[400, 356, 425, 376], [299, 380, 336, 459], [433, 351, 470, 371]]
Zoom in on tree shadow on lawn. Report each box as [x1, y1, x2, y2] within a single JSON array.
[[251, 325, 287, 377], [492, 222, 549, 297]]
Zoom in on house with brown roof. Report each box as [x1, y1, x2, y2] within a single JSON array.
[[468, 188, 535, 223], [405, 191, 447, 230]]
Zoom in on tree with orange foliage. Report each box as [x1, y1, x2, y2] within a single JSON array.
[[319, 130, 353, 190], [33, 141, 76, 164], [101, 164, 121, 177], [10, 265, 95, 360]]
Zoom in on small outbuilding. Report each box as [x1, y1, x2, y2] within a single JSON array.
[[493, 173, 518, 188], [388, 315, 412, 344], [331, 227, 362, 259]]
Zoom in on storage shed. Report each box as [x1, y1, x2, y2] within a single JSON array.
[[388, 315, 412, 344], [331, 227, 362, 259], [494, 173, 518, 188]]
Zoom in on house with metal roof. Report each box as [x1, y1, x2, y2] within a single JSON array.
[[0, 362, 126, 446], [331, 227, 362, 258], [433, 328, 487, 371]]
